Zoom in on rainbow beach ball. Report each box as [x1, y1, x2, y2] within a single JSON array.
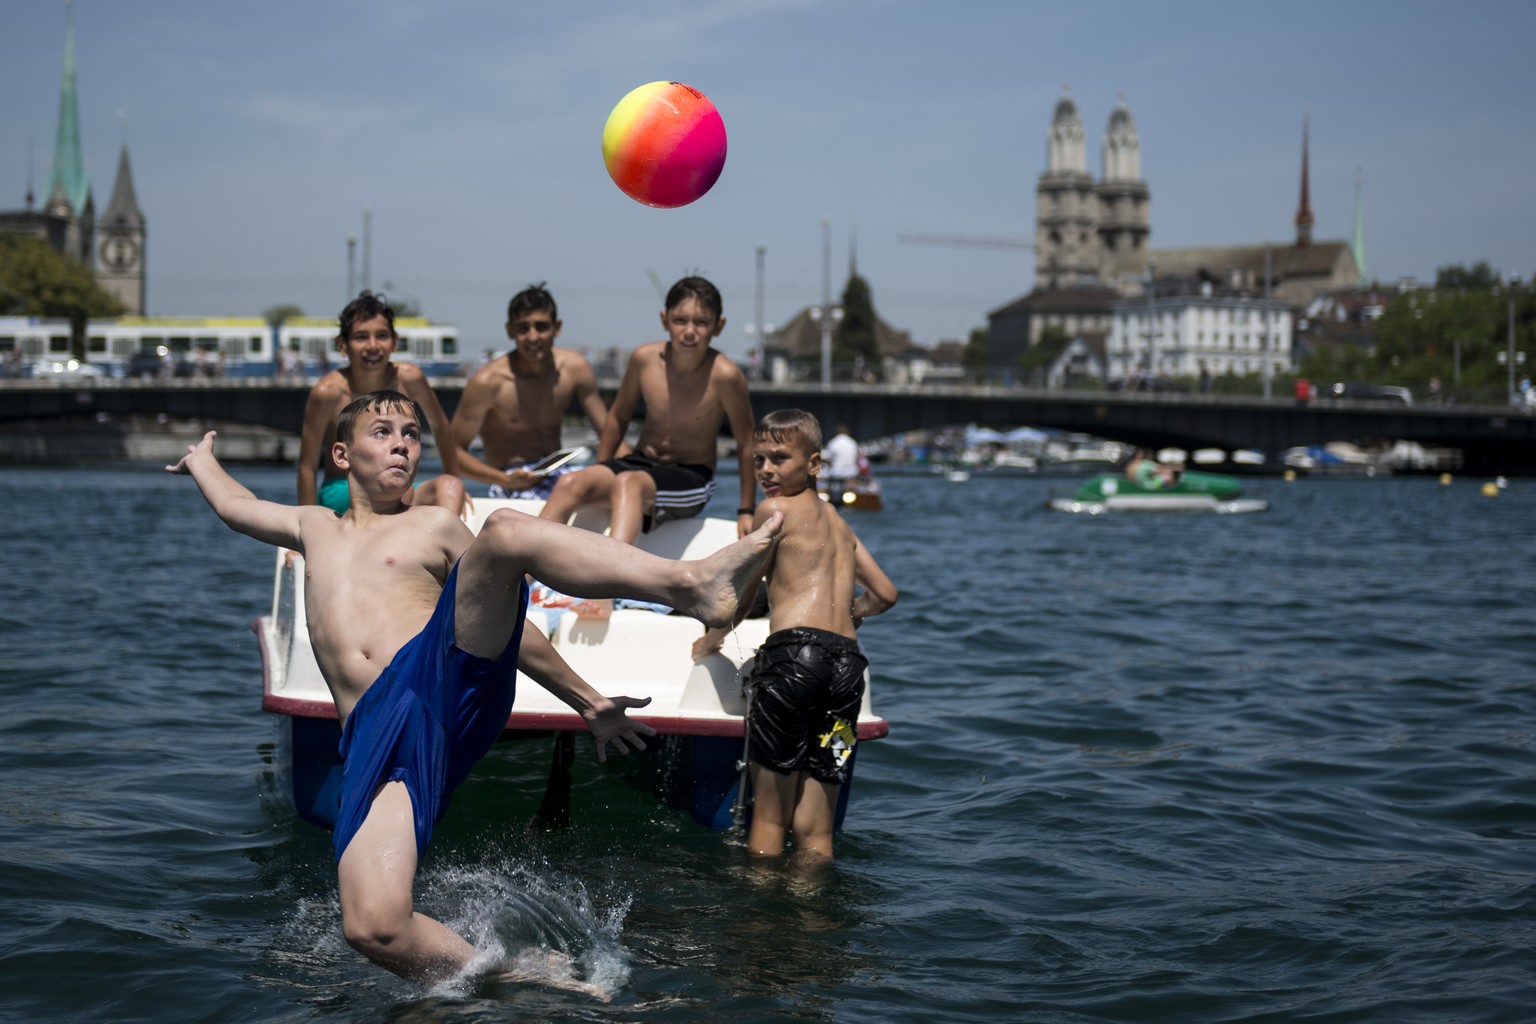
[[602, 81, 727, 208]]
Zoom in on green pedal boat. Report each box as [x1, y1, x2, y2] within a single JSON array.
[[1047, 470, 1268, 515]]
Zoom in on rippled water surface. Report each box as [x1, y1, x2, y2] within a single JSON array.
[[1, 465, 1532, 1023]]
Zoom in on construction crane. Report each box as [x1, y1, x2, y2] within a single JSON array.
[[898, 233, 1034, 251]]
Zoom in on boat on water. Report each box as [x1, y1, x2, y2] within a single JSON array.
[[254, 499, 889, 832], [818, 475, 883, 511], [1047, 469, 1268, 515]]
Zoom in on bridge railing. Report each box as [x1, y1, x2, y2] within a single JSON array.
[[2, 372, 1532, 416]]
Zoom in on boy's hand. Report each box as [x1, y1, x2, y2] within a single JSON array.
[[165, 430, 217, 474], [691, 629, 726, 661], [501, 468, 538, 491], [582, 695, 656, 762]]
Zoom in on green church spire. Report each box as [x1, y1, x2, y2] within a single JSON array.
[[44, 2, 91, 218]]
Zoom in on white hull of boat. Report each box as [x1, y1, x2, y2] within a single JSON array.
[[1047, 494, 1270, 515], [255, 499, 887, 830]]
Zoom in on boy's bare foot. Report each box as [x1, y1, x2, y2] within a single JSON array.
[[676, 511, 782, 628], [496, 949, 614, 1002]]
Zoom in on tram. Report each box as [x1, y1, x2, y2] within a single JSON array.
[[1, 314, 465, 379]]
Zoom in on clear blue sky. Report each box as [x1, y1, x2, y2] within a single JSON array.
[[4, 0, 1533, 359]]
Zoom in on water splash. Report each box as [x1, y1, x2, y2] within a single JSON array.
[[425, 859, 632, 1000]]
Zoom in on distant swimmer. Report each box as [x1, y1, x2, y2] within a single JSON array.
[[169, 388, 781, 988]]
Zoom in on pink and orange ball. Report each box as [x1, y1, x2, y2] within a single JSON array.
[[602, 81, 727, 208]]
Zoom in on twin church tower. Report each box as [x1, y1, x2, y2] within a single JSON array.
[[1035, 85, 1151, 291]]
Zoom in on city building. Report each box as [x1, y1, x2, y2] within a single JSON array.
[[0, 7, 147, 314], [988, 91, 1358, 382], [1107, 283, 1294, 383]]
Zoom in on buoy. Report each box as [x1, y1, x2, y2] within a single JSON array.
[[1481, 481, 1499, 498], [1283, 469, 1297, 482], [1439, 473, 1453, 485]]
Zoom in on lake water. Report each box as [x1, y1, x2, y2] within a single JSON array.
[[1, 463, 1532, 1023]]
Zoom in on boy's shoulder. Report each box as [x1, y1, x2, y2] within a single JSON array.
[[762, 487, 833, 524], [392, 360, 429, 386], [307, 368, 353, 403], [466, 354, 511, 387]]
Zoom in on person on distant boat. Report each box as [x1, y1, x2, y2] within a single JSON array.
[[168, 389, 782, 988], [537, 276, 758, 543], [822, 422, 860, 497], [694, 409, 898, 860], [296, 291, 466, 515], [448, 283, 616, 500], [1127, 447, 1182, 489]]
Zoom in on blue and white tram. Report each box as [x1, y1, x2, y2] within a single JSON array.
[[0, 316, 76, 374], [276, 316, 464, 378], [1, 315, 466, 380], [90, 317, 276, 377]]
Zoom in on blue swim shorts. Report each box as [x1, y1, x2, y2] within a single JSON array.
[[331, 562, 528, 862]]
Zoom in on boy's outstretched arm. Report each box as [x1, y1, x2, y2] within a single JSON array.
[[851, 539, 898, 626], [517, 627, 656, 761], [167, 431, 306, 550]]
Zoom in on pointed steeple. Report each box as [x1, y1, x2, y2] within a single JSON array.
[[1351, 166, 1367, 283], [1294, 112, 1314, 249], [102, 138, 145, 231], [44, 3, 92, 220]]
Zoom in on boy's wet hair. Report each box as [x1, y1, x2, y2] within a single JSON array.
[[336, 390, 424, 445], [507, 282, 558, 323], [338, 290, 397, 340], [664, 275, 723, 319], [755, 409, 822, 452]]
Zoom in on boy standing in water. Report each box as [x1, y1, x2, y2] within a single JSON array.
[[449, 283, 614, 499], [297, 291, 467, 514], [538, 276, 758, 542], [693, 409, 898, 859], [170, 389, 781, 985]]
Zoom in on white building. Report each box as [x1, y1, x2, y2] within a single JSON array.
[[1107, 289, 1293, 383]]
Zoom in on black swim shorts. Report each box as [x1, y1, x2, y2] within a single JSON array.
[[599, 453, 715, 529], [748, 626, 867, 784]]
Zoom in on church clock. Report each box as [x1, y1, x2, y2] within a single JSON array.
[[101, 234, 139, 271]]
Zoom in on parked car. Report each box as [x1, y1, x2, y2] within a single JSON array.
[[1328, 382, 1413, 406], [126, 346, 193, 379], [29, 358, 108, 380]]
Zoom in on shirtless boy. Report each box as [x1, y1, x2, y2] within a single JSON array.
[[538, 276, 757, 542], [297, 290, 466, 514], [169, 389, 781, 985], [450, 284, 611, 499], [694, 410, 897, 859]]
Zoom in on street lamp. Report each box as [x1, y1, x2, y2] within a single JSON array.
[[1262, 238, 1273, 399], [753, 242, 766, 380], [820, 219, 832, 386], [808, 302, 842, 384], [1509, 275, 1520, 406]]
